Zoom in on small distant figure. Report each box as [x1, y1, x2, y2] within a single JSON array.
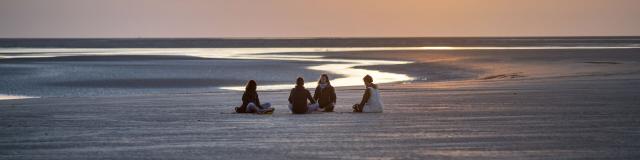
[[235, 80, 274, 114], [353, 75, 383, 113], [288, 77, 319, 114], [313, 74, 336, 112]]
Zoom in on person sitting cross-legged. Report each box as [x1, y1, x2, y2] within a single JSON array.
[[313, 74, 336, 112], [288, 77, 319, 114], [235, 80, 274, 114]]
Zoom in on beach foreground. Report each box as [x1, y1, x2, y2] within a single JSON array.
[[1, 49, 640, 159]]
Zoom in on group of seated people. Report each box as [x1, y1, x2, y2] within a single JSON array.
[[234, 74, 383, 114]]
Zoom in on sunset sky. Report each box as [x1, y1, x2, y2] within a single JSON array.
[[1, 0, 639, 38]]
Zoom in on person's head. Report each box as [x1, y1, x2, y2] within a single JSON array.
[[245, 80, 257, 92], [363, 75, 373, 85], [318, 74, 330, 85], [296, 77, 305, 87]]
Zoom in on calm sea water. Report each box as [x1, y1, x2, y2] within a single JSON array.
[[1, 37, 639, 99]]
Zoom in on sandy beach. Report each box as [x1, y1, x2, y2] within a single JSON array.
[[1, 47, 639, 159], [2, 0, 640, 158]]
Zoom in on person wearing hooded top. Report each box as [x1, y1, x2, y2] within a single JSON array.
[[235, 80, 274, 114], [352, 75, 383, 113], [288, 77, 319, 114], [313, 74, 336, 112]]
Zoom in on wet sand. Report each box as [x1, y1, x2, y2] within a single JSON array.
[[0, 54, 332, 97], [1, 49, 640, 159]]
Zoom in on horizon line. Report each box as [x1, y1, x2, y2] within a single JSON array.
[[1, 35, 640, 39]]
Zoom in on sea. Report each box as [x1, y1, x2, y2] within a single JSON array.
[[1, 37, 639, 99]]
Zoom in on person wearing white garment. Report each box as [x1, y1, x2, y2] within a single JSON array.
[[353, 75, 384, 113]]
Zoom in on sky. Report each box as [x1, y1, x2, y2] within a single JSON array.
[[0, 0, 639, 38]]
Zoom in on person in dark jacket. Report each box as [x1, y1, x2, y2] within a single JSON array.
[[313, 74, 336, 112], [235, 80, 274, 114], [288, 77, 318, 114]]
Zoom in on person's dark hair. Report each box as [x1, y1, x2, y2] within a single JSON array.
[[296, 77, 304, 86], [245, 80, 257, 92], [317, 74, 330, 85], [363, 75, 373, 83]]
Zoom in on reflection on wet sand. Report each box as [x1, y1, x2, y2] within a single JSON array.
[[0, 94, 37, 100], [3, 46, 640, 91], [0, 48, 417, 91]]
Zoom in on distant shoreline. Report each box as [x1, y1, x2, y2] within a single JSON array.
[[1, 37, 640, 48]]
